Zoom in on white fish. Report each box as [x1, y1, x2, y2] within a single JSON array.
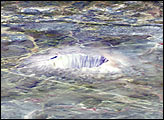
[[51, 53, 109, 69], [19, 46, 132, 74]]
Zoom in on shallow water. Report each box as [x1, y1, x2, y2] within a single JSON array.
[[1, 1, 163, 119]]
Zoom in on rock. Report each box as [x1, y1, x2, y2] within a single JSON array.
[[1, 45, 30, 57]]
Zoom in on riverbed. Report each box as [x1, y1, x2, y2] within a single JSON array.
[[1, 1, 163, 119]]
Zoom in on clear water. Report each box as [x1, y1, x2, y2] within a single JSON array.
[[1, 1, 163, 119]]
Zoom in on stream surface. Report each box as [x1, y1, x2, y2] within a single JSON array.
[[1, 1, 163, 119]]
